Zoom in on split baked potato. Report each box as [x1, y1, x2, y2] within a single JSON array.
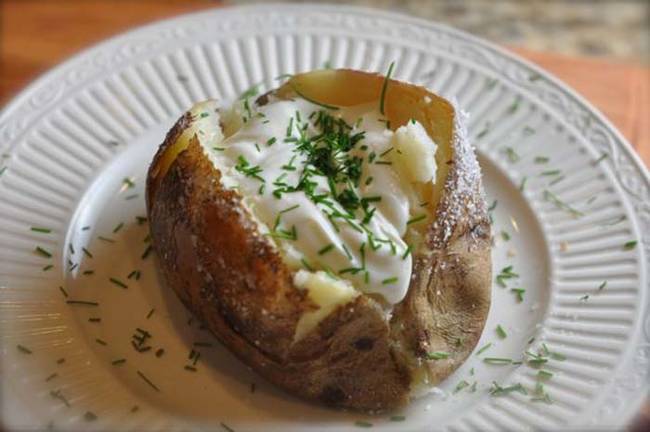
[[146, 69, 491, 411]]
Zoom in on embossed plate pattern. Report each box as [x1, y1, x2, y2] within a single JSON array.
[[0, 4, 648, 431]]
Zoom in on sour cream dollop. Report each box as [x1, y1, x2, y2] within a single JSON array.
[[204, 97, 437, 305]]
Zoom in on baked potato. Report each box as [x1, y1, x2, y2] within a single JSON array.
[[146, 69, 491, 411]]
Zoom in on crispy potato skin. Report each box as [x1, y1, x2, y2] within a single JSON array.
[[147, 130, 410, 411], [146, 70, 491, 411]]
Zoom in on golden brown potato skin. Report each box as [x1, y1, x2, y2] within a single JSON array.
[[146, 70, 491, 411]]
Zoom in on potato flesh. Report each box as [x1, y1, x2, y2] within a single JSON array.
[[293, 270, 359, 341]]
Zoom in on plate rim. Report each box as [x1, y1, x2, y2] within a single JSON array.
[[0, 2, 648, 429]]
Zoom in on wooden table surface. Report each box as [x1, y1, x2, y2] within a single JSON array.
[[0, 0, 648, 429]]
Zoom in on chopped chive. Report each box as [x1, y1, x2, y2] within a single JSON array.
[[136, 370, 160, 392], [84, 412, 98, 422], [519, 176, 527, 192], [83, 270, 94, 275], [88, 317, 101, 323], [109, 277, 128, 289], [623, 240, 637, 250], [593, 153, 608, 165], [407, 214, 426, 225], [184, 365, 197, 372], [426, 351, 450, 360], [59, 286, 68, 298], [488, 200, 498, 211], [31, 227, 51, 234], [534, 156, 549, 164], [292, 86, 339, 110], [354, 420, 373, 428], [501, 231, 511, 241], [221, 422, 235, 432], [540, 169, 561, 176], [511, 288, 525, 302], [57, 358, 65, 364], [82, 247, 93, 258], [98, 236, 115, 243], [141, 245, 153, 259], [598, 281, 607, 291], [42, 264, 53, 271], [34, 246, 52, 258], [239, 83, 260, 100], [476, 342, 492, 356], [112, 358, 126, 366], [318, 243, 335, 255], [122, 177, 135, 189], [17, 344, 32, 354], [45, 373, 58, 382], [374, 160, 392, 165], [379, 61, 395, 115], [549, 175, 565, 186], [155, 348, 165, 358], [453, 380, 470, 394], [507, 95, 522, 114], [146, 308, 155, 319], [526, 352, 548, 366], [483, 357, 513, 365], [65, 300, 99, 306], [213, 146, 226, 152], [300, 258, 314, 272], [542, 344, 566, 361], [342, 244, 353, 260], [477, 123, 490, 139], [490, 381, 527, 396], [125, 194, 138, 200], [266, 137, 276, 146], [496, 325, 507, 339], [543, 190, 583, 217], [401, 245, 412, 260], [81, 226, 90, 231], [504, 147, 519, 163], [280, 204, 300, 214], [112, 222, 124, 233], [381, 277, 398, 285], [95, 338, 107, 346], [580, 294, 589, 301], [49, 390, 70, 407], [538, 370, 553, 380]]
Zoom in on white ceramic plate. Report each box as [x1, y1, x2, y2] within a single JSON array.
[[1, 4, 648, 431]]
